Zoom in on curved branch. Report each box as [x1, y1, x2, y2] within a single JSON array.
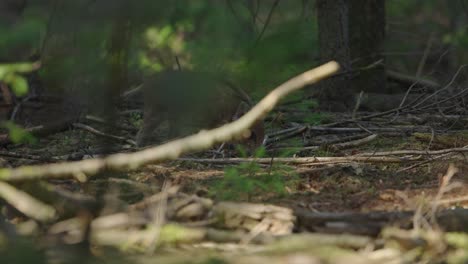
[[0, 61, 339, 181]]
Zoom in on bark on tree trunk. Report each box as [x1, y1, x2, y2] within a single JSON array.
[[315, 0, 386, 111], [0, 0, 27, 26]]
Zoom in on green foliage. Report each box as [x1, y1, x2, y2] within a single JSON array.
[[0, 17, 44, 60], [298, 99, 319, 111], [443, 28, 468, 48], [0, 62, 39, 96], [313, 147, 332, 157], [211, 146, 295, 201], [242, 20, 318, 97], [303, 112, 324, 125], [139, 24, 189, 73], [0, 238, 46, 264], [2, 122, 36, 145], [0, 1, 320, 105], [129, 112, 143, 128]]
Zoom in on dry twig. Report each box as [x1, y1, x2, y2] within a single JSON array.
[[73, 122, 136, 146]]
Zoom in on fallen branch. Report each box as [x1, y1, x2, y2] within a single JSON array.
[[179, 155, 419, 165], [296, 208, 468, 236], [0, 61, 340, 181], [308, 126, 429, 133], [0, 150, 60, 162], [264, 125, 307, 145], [387, 70, 440, 90], [92, 223, 275, 248], [332, 134, 378, 150], [0, 181, 56, 222], [305, 133, 372, 147], [269, 133, 377, 152], [91, 223, 371, 250], [0, 117, 76, 146], [72, 122, 136, 146], [357, 146, 468, 157], [84, 115, 137, 132]]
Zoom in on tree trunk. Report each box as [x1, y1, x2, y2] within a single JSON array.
[[0, 0, 27, 26], [315, 0, 386, 111]]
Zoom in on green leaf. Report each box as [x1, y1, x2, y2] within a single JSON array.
[[0, 62, 38, 97], [9, 75, 29, 96], [2, 122, 36, 145], [0, 62, 40, 79]]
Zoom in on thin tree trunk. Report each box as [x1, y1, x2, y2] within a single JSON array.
[[315, 0, 385, 110]]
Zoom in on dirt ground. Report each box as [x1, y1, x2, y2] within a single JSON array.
[[1, 98, 468, 263], [3, 115, 467, 214]]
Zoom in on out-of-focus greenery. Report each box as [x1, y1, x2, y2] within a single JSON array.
[[211, 146, 298, 201], [1, 1, 467, 100], [386, 1, 468, 79], [1, 1, 319, 102], [0, 62, 39, 96], [2, 121, 36, 144]]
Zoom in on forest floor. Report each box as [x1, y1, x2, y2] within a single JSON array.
[[1, 97, 468, 263]]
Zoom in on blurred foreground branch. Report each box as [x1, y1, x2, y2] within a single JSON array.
[[0, 61, 340, 181]]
